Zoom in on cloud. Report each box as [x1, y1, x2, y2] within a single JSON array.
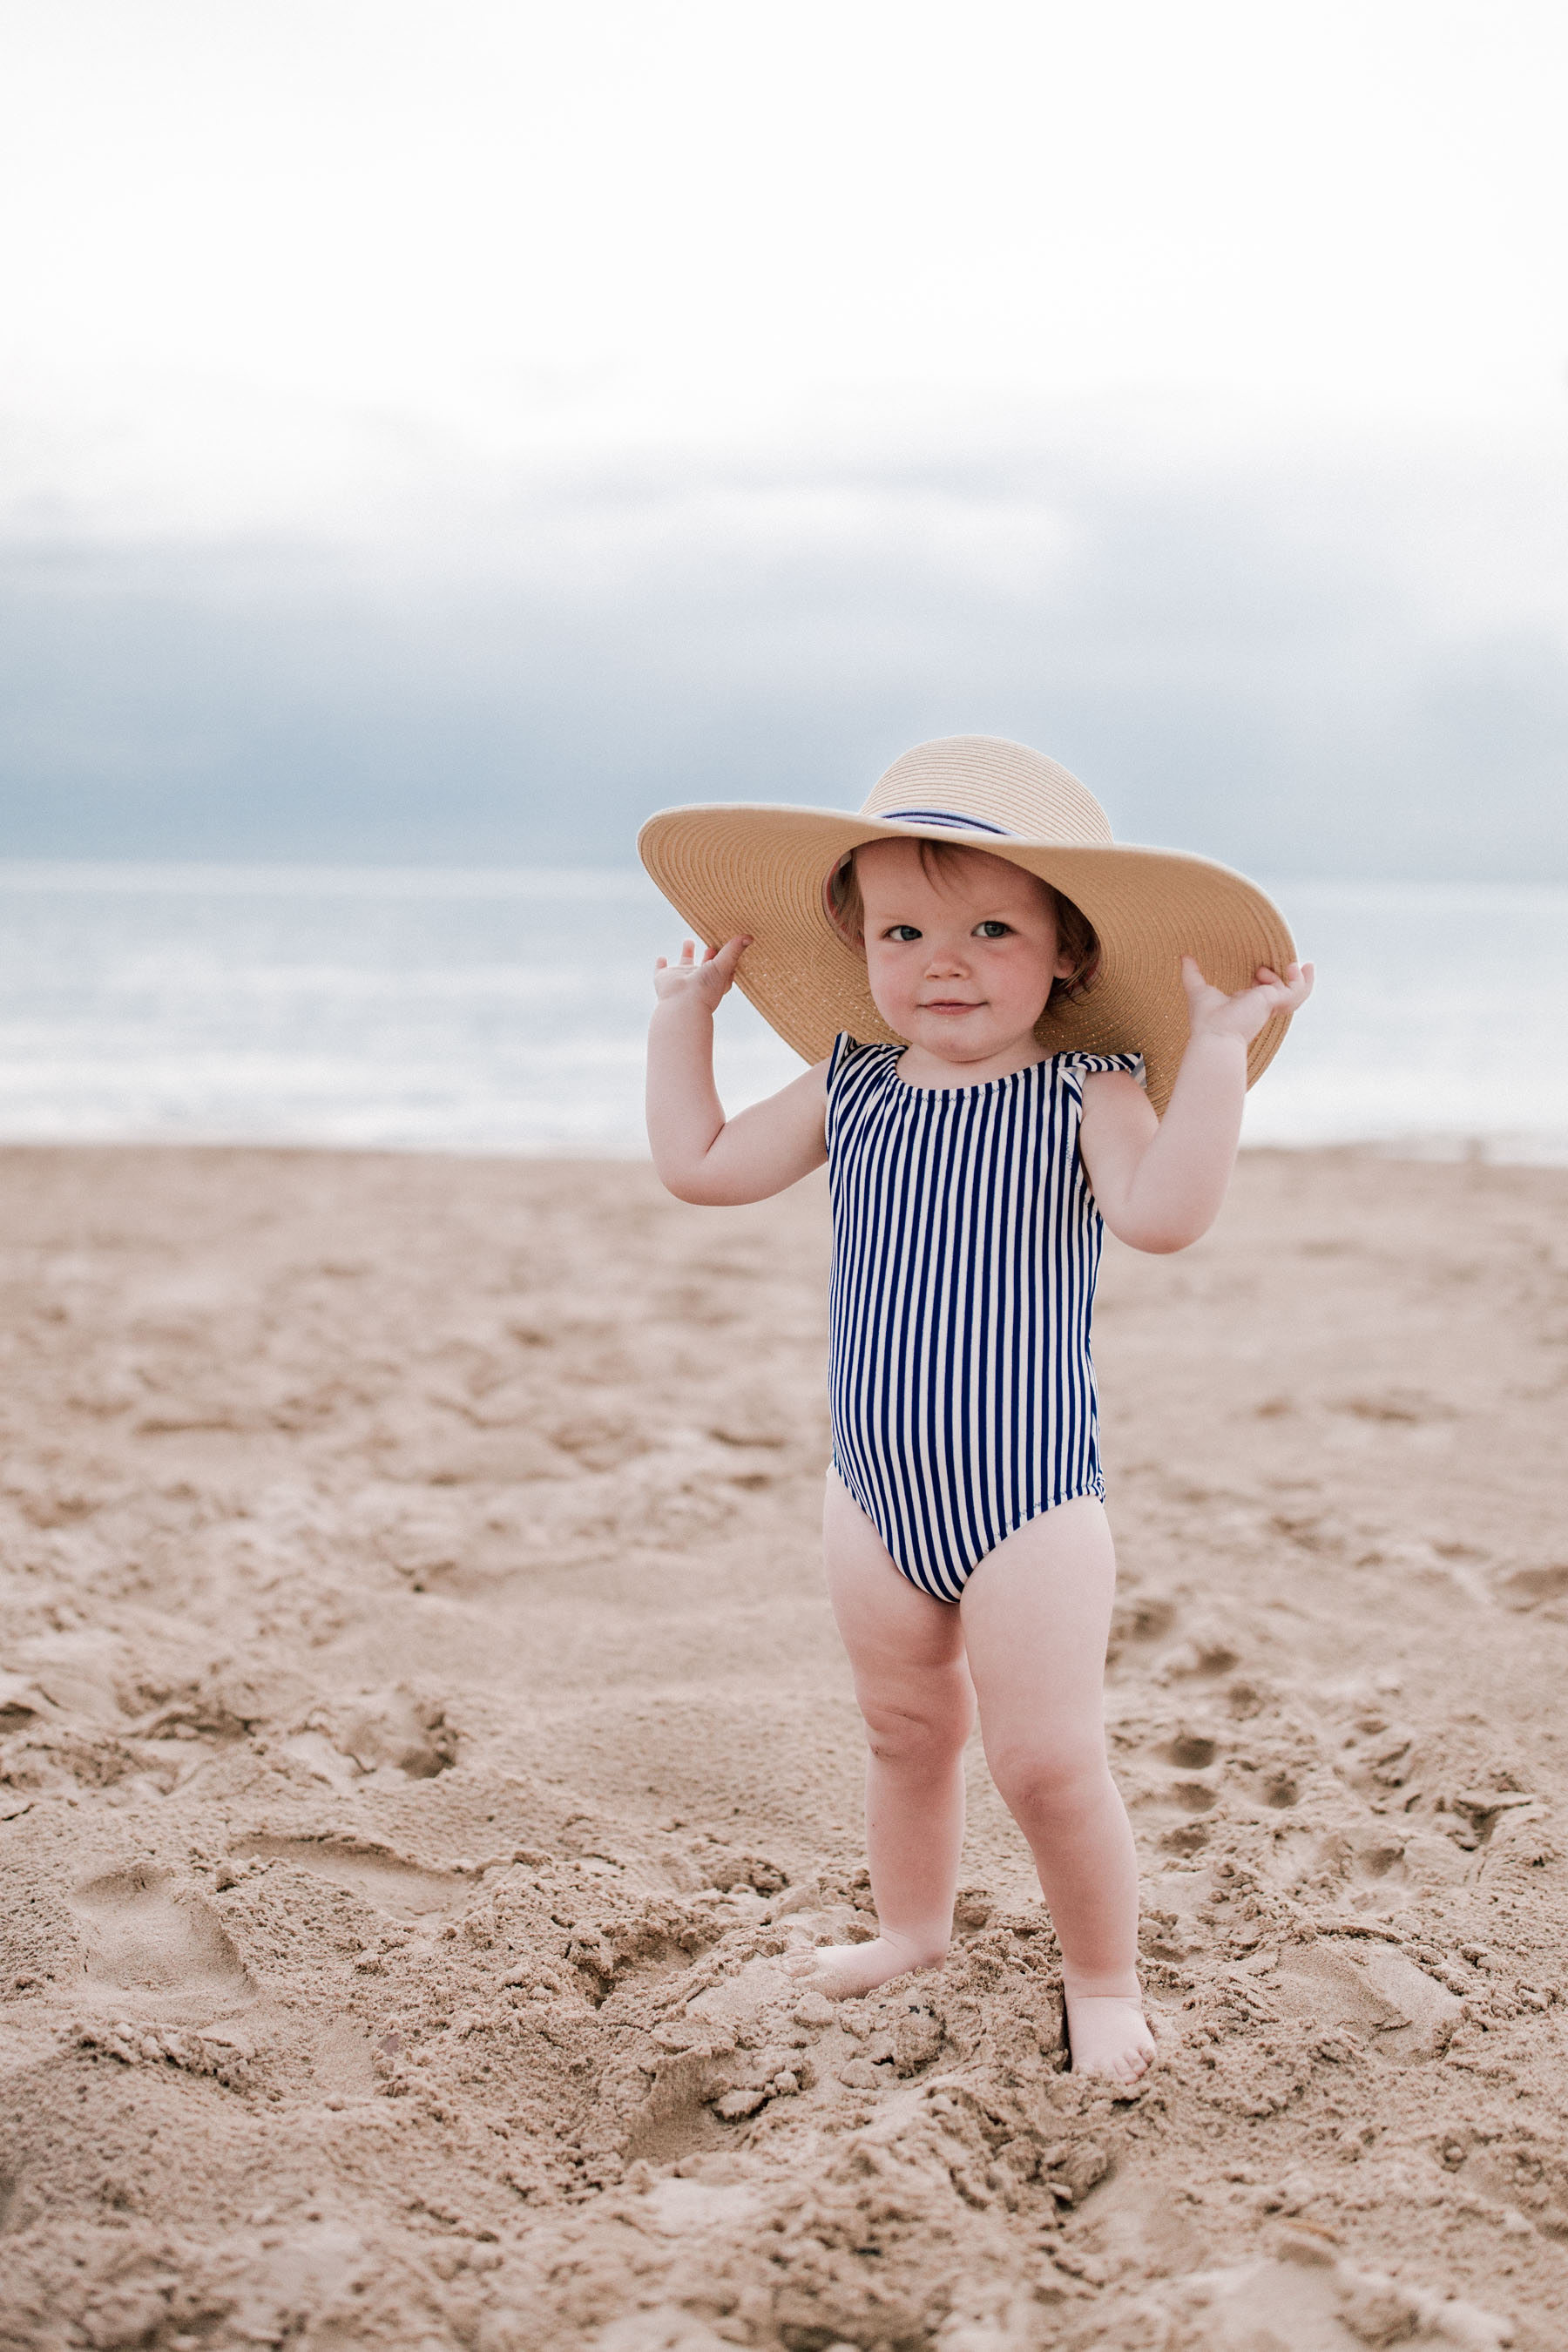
[[1, 417, 1563, 878]]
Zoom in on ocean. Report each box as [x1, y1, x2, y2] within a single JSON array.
[[0, 863, 1562, 1161]]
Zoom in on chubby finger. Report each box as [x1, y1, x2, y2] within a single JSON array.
[[713, 933, 753, 970], [1259, 960, 1314, 999], [654, 956, 668, 971]]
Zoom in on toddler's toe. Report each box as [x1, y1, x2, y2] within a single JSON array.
[[1063, 1992, 1156, 2081]]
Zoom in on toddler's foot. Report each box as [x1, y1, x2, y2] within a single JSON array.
[[1063, 1989, 1156, 2083], [784, 1930, 945, 2001]]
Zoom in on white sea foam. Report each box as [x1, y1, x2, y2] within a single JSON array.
[[0, 864, 1560, 1160]]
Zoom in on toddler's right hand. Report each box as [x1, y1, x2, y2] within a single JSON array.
[[652, 935, 751, 1012]]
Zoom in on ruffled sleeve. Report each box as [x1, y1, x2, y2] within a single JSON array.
[[826, 1032, 861, 1088], [1059, 1051, 1146, 1096], [824, 1032, 861, 1151]]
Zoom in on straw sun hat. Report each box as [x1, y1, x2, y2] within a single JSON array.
[[638, 735, 1297, 1115]]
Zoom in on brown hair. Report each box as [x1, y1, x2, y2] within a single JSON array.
[[825, 839, 1099, 1010]]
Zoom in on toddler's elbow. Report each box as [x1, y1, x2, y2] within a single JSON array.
[[653, 1156, 747, 1206], [1112, 1212, 1212, 1255], [654, 1164, 712, 1205]]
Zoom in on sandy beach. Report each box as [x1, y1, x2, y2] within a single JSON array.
[[1, 1140, 1565, 2349]]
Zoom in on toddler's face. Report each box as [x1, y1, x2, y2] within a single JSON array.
[[854, 839, 1075, 1068]]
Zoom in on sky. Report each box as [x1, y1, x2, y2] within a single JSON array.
[[0, 0, 1565, 875]]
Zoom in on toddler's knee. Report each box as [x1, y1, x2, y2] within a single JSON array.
[[988, 1738, 1106, 1823], [862, 1694, 970, 1771]]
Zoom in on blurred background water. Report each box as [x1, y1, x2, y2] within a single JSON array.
[[0, 862, 1560, 1161]]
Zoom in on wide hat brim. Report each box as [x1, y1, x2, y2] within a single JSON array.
[[638, 802, 1296, 1116]]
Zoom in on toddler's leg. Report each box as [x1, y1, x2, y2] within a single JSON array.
[[962, 1497, 1154, 2083], [787, 1472, 974, 1998]]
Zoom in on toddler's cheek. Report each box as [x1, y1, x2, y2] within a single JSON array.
[[862, 959, 910, 1031]]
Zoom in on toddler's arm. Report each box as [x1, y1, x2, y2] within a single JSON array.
[[1078, 956, 1314, 1253], [646, 936, 829, 1205]]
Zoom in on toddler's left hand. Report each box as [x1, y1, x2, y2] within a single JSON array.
[[1181, 955, 1315, 1046]]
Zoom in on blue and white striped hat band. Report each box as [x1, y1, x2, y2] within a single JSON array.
[[875, 808, 1017, 835]]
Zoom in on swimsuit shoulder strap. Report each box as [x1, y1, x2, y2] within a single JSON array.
[[826, 1031, 862, 1089], [827, 1031, 902, 1086], [1057, 1050, 1146, 1094], [825, 1033, 901, 1146]]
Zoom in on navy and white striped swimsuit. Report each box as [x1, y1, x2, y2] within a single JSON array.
[[827, 1035, 1144, 1601]]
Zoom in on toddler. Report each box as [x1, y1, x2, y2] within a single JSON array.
[[640, 736, 1311, 2080]]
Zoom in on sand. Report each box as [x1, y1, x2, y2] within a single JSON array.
[[1, 1141, 1565, 2351]]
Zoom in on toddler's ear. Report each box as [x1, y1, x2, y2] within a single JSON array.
[[823, 851, 866, 952]]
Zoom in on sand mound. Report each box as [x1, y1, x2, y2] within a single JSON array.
[[1, 1144, 1565, 2349]]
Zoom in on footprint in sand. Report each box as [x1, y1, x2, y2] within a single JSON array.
[[1496, 1561, 1568, 1612], [1154, 1731, 1220, 1771], [228, 1835, 464, 1918], [1274, 1939, 1463, 2064], [1131, 1719, 1227, 1855], [71, 1865, 254, 2022], [282, 1687, 459, 1788], [1108, 1585, 1179, 1661], [1149, 2250, 1509, 2349]]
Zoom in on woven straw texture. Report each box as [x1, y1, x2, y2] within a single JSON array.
[[639, 737, 1297, 1116]]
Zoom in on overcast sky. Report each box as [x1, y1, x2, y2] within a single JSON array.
[[1, 0, 1565, 874]]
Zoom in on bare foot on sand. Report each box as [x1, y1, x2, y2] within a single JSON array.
[[1063, 1989, 1156, 2082], [784, 1931, 944, 2001]]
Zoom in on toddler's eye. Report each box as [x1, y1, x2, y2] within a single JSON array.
[[975, 920, 1012, 938], [885, 924, 923, 942]]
